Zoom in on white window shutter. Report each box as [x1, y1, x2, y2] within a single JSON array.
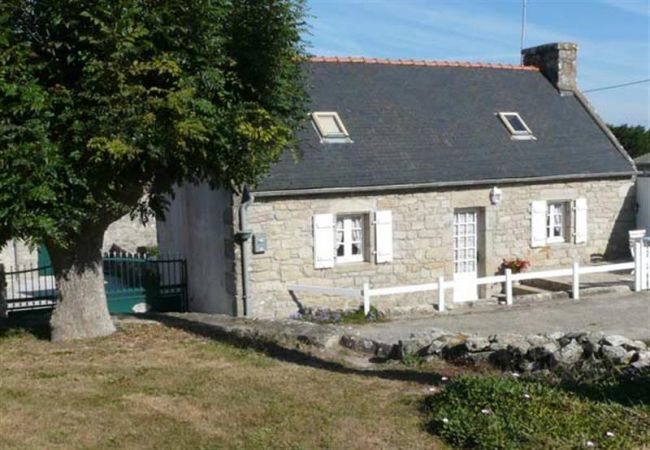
[[313, 214, 335, 269], [375, 210, 393, 263], [531, 201, 547, 248], [574, 198, 588, 244]]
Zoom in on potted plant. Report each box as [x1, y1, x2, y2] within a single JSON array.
[[498, 258, 531, 290], [498, 258, 531, 275]]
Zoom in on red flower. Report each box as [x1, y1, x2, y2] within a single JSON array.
[[499, 258, 531, 274]]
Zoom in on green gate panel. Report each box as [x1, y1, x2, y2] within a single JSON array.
[[107, 290, 148, 313], [37, 245, 54, 276], [9, 254, 187, 314]]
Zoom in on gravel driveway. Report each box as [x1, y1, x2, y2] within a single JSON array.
[[351, 291, 650, 341]]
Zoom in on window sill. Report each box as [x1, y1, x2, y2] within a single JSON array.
[[544, 241, 578, 248], [321, 137, 354, 144], [510, 135, 536, 141], [332, 261, 373, 271]]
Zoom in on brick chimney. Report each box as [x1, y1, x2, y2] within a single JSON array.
[[522, 42, 578, 93]]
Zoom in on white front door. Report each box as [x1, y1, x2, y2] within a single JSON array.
[[453, 210, 479, 302]]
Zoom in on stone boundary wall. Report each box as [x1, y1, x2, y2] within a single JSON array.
[[118, 313, 648, 382], [125, 313, 649, 380], [341, 330, 650, 375]]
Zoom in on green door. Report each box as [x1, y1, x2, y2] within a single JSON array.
[[37, 245, 54, 276]]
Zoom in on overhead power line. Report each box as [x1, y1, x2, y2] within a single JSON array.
[[583, 78, 650, 93]]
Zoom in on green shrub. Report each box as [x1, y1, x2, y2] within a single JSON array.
[[423, 375, 650, 450], [401, 353, 425, 367]]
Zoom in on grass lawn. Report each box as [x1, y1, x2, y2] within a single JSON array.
[[424, 375, 650, 450], [0, 319, 450, 450], [3, 317, 648, 450]]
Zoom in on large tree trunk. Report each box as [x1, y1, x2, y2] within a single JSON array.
[[49, 225, 115, 341]]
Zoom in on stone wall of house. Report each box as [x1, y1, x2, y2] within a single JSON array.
[[0, 215, 157, 270], [244, 178, 635, 318]]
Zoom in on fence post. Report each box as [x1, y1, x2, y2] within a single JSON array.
[[635, 240, 643, 292], [572, 261, 580, 300], [362, 282, 370, 315], [641, 241, 650, 290], [505, 268, 513, 306], [437, 276, 445, 312]]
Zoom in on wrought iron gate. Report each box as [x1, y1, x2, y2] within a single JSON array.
[[1, 253, 187, 314]]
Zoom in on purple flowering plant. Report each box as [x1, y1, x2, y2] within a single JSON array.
[[289, 305, 384, 324]]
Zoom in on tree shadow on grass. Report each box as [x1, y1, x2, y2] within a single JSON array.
[[144, 313, 449, 386], [557, 370, 650, 409], [0, 310, 51, 340]]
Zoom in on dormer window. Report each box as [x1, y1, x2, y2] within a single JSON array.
[[498, 112, 535, 140], [312, 112, 352, 143]]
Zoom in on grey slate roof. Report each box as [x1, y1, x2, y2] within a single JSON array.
[[635, 153, 650, 167], [255, 60, 635, 195]]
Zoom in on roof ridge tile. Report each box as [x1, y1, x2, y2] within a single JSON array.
[[308, 55, 539, 72]]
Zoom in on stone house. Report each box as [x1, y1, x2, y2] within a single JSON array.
[[635, 154, 650, 174], [158, 42, 637, 318]]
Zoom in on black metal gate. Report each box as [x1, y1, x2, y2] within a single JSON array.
[[1, 254, 188, 314]]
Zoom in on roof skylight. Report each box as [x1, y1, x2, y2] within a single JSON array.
[[312, 112, 352, 143], [498, 112, 535, 140]]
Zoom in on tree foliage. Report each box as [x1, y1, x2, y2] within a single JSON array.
[[0, 0, 308, 249], [608, 124, 650, 159]]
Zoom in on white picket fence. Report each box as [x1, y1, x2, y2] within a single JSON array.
[[289, 239, 650, 315]]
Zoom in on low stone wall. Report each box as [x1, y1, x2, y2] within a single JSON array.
[[341, 330, 650, 375]]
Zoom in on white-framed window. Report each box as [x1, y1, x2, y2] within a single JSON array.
[[311, 112, 352, 143], [546, 201, 568, 243], [497, 112, 535, 140], [312, 211, 392, 269], [336, 214, 364, 263], [531, 199, 587, 248]]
